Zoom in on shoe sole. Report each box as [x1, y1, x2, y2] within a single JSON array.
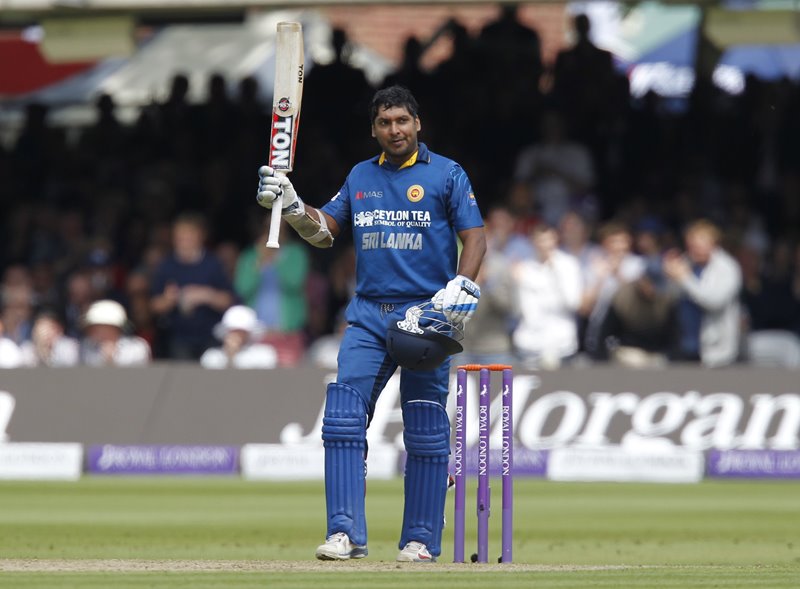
[[396, 554, 436, 563], [316, 548, 368, 561]]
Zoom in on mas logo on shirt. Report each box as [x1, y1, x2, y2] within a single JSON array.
[[407, 184, 424, 203], [356, 190, 383, 200]]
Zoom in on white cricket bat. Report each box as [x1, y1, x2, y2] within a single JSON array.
[[266, 21, 304, 249]]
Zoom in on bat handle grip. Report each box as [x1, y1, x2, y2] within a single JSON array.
[[265, 172, 285, 249]]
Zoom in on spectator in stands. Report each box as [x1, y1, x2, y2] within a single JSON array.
[[512, 223, 582, 368], [0, 317, 23, 368], [52, 208, 93, 281], [632, 215, 670, 269], [234, 217, 309, 367], [29, 257, 60, 311], [505, 179, 541, 238], [741, 237, 800, 334], [551, 13, 616, 147], [483, 204, 533, 262], [0, 264, 36, 346], [62, 269, 95, 339], [195, 72, 237, 158], [214, 240, 240, 284], [79, 299, 151, 366], [124, 269, 157, 348], [77, 92, 128, 162], [558, 210, 600, 276], [382, 36, 430, 101], [158, 73, 195, 159], [200, 305, 278, 369], [598, 266, 679, 368], [663, 219, 742, 367], [83, 239, 125, 303], [475, 3, 544, 167], [511, 110, 596, 226], [2, 206, 35, 272], [11, 102, 68, 199], [303, 28, 374, 162], [580, 221, 645, 358], [740, 237, 800, 368], [430, 19, 481, 154], [150, 212, 236, 360], [231, 75, 271, 174], [19, 307, 79, 367], [478, 3, 542, 87]]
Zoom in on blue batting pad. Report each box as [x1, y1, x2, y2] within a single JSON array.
[[322, 382, 369, 546], [399, 400, 450, 556]]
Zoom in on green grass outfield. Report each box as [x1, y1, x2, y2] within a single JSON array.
[[0, 478, 798, 588]]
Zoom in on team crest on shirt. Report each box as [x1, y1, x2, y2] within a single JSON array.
[[407, 184, 424, 202]]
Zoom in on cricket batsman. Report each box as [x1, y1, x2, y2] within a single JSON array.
[[257, 85, 486, 562]]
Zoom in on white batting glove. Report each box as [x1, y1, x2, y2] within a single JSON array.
[[432, 274, 481, 324], [256, 166, 301, 214]]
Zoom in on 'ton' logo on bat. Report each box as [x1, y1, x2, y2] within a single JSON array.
[[270, 113, 295, 170]]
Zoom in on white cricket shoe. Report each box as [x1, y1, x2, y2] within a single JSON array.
[[396, 541, 436, 563], [315, 532, 368, 560]]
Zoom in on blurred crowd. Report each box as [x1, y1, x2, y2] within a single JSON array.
[[1, 6, 799, 369]]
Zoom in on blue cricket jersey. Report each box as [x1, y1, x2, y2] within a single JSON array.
[[321, 143, 484, 302]]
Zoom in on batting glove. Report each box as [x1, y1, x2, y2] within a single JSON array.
[[432, 274, 481, 324], [256, 166, 301, 214]]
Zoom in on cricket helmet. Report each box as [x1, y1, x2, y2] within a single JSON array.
[[386, 301, 463, 371]]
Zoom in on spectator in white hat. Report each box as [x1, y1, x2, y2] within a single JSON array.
[[200, 305, 278, 369], [80, 299, 151, 366]]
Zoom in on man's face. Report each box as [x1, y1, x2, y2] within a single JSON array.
[[533, 228, 558, 258], [173, 222, 204, 260], [602, 232, 632, 258], [371, 105, 420, 165], [223, 329, 249, 353], [685, 229, 715, 265], [86, 324, 121, 344]]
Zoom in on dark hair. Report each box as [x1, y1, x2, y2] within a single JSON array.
[[369, 85, 419, 123], [596, 220, 631, 242], [33, 305, 66, 326]]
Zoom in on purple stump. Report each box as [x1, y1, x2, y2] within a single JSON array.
[[477, 367, 490, 563], [453, 368, 467, 563], [501, 368, 513, 563]]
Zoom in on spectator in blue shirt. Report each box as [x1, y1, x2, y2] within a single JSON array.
[[150, 212, 236, 359]]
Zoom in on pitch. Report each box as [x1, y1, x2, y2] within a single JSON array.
[[0, 477, 797, 588]]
